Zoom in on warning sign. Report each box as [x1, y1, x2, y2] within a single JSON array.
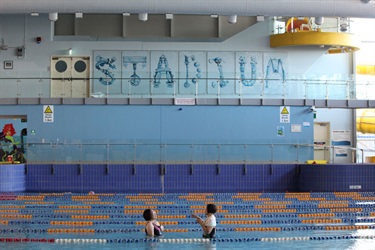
[[44, 106, 53, 113], [43, 105, 54, 123], [280, 106, 290, 123]]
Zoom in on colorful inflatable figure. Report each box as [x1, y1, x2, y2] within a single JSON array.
[[0, 124, 26, 163]]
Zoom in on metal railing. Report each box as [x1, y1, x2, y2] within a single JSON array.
[[0, 74, 374, 100], [11, 142, 373, 164]]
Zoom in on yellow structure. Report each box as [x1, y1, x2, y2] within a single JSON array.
[[270, 17, 360, 54], [356, 109, 375, 134], [356, 65, 375, 75], [306, 160, 328, 164]]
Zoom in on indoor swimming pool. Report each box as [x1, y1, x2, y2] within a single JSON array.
[[0, 192, 375, 249]]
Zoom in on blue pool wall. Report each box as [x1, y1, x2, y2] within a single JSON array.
[[24, 163, 375, 193]]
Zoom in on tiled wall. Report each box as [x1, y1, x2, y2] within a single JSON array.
[[23, 163, 375, 193], [25, 164, 297, 193], [298, 164, 375, 192], [0, 164, 26, 192]]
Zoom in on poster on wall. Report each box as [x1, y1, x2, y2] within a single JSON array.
[[263, 52, 288, 97], [122, 51, 150, 95], [332, 130, 350, 158], [178, 51, 207, 95], [150, 51, 178, 95], [207, 52, 235, 95], [277, 126, 285, 136], [235, 52, 263, 97], [332, 130, 351, 146], [334, 148, 348, 157], [93, 51, 122, 95]]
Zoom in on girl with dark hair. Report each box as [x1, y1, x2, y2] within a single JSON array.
[[192, 203, 217, 238], [143, 209, 164, 236]]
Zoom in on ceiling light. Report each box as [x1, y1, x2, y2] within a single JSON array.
[[49, 12, 58, 22], [314, 17, 324, 25], [340, 17, 349, 32], [122, 13, 130, 16], [166, 14, 173, 20], [138, 13, 148, 22], [75, 12, 83, 18], [227, 15, 237, 24], [31, 12, 39, 16], [210, 14, 218, 18]]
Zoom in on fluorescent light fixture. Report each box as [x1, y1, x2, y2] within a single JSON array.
[[123, 12, 130, 16], [227, 15, 237, 24], [75, 12, 83, 18], [210, 14, 218, 18], [138, 13, 148, 21], [166, 14, 173, 20], [31, 12, 39, 16]]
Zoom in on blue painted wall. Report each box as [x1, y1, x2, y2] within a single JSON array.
[[0, 105, 314, 162]]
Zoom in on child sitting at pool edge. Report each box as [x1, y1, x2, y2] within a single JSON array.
[[192, 203, 217, 238]]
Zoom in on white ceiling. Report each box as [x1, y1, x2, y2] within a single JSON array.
[[0, 0, 374, 18]]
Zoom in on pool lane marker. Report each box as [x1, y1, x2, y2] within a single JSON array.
[[2, 235, 375, 244]]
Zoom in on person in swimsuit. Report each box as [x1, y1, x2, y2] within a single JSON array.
[[143, 209, 164, 236], [192, 203, 217, 238]]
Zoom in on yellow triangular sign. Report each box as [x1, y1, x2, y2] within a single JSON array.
[[44, 106, 53, 114], [281, 107, 289, 115]]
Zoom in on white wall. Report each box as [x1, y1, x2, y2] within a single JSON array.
[[0, 14, 356, 163]]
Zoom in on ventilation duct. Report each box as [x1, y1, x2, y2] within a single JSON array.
[[0, 0, 374, 18]]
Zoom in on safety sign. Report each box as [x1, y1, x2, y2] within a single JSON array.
[[43, 105, 54, 123], [280, 106, 290, 123]]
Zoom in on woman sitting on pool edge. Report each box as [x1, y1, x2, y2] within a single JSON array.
[[192, 203, 217, 238], [143, 209, 164, 236]]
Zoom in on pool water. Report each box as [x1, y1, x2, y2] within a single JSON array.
[[0, 192, 375, 249]]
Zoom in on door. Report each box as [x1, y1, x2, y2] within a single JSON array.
[[314, 122, 330, 162], [51, 56, 90, 97]]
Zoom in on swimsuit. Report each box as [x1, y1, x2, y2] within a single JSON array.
[[145, 222, 163, 236], [202, 215, 216, 238], [203, 227, 216, 238]]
